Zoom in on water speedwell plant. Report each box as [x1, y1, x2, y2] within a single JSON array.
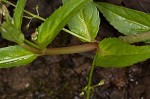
[[1, 0, 150, 98]]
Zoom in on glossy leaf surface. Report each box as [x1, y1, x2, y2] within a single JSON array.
[[0, 22, 24, 43], [94, 38, 150, 67], [67, 2, 100, 42], [0, 46, 37, 68], [36, 0, 91, 49], [96, 2, 150, 35], [13, 0, 27, 30]]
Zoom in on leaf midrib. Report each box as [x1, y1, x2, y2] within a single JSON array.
[[100, 4, 150, 29], [100, 51, 150, 57], [80, 10, 92, 41], [0, 54, 34, 64]]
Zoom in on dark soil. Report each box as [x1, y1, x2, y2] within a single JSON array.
[[0, 0, 150, 99]]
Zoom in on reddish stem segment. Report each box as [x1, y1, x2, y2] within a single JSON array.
[[42, 42, 98, 55]]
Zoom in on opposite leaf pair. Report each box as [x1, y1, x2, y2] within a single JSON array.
[[1, 0, 150, 68], [0, 0, 37, 68], [0, 0, 92, 67]]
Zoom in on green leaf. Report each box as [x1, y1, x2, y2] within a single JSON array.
[[2, 0, 8, 2], [0, 22, 24, 43], [1, 5, 13, 23], [0, 45, 37, 68], [94, 38, 150, 67], [13, 0, 27, 30], [67, 1, 100, 42], [36, 0, 91, 49], [96, 2, 150, 35], [0, 2, 25, 44], [62, 0, 68, 4]]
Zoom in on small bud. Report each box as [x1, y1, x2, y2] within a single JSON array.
[[31, 32, 38, 41]]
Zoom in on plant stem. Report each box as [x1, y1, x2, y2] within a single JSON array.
[[86, 55, 97, 99], [42, 42, 98, 55], [62, 28, 89, 41], [19, 43, 41, 54], [119, 31, 150, 43], [3, 1, 99, 55], [3, 0, 45, 21], [19, 42, 98, 56], [24, 39, 41, 49]]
